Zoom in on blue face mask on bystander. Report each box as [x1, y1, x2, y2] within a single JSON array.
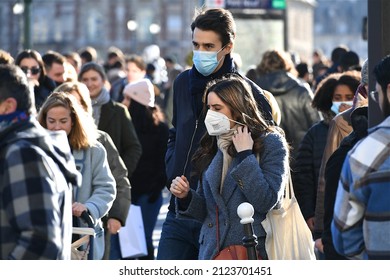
[[331, 101, 353, 115], [192, 46, 226, 76]]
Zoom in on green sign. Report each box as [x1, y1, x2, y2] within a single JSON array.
[[272, 0, 286, 9]]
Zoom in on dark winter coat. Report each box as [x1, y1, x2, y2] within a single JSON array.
[[292, 120, 330, 220], [255, 70, 321, 166]]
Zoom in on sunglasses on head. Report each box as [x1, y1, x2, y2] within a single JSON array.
[[20, 66, 40, 75]]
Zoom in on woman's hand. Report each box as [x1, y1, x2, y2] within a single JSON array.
[[170, 175, 190, 199], [232, 126, 253, 152], [72, 202, 87, 217]]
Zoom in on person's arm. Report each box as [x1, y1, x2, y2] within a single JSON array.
[[4, 145, 67, 259], [231, 131, 289, 214], [322, 145, 349, 259], [98, 131, 131, 228], [149, 123, 169, 202], [331, 156, 365, 259], [84, 142, 116, 222], [164, 74, 180, 187], [292, 128, 316, 228]]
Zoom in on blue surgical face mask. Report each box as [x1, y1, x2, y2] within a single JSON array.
[[193, 47, 225, 76], [331, 101, 353, 115]]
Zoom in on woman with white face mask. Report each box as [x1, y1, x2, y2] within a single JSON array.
[[169, 74, 289, 260]]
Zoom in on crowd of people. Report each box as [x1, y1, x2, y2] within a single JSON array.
[[0, 7, 389, 260]]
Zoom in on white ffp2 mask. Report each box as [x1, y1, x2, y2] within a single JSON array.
[[204, 110, 244, 136]]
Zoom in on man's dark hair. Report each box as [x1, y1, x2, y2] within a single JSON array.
[[339, 51, 360, 72], [373, 55, 390, 117], [15, 49, 47, 84], [296, 62, 309, 79], [191, 8, 236, 46], [331, 46, 348, 64], [42, 50, 66, 71], [0, 64, 33, 115], [373, 55, 390, 95], [78, 46, 98, 63]]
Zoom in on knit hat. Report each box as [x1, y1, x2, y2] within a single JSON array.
[[361, 59, 368, 85], [123, 78, 155, 107]]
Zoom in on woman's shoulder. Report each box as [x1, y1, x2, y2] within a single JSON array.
[[89, 141, 107, 155], [263, 129, 288, 148]]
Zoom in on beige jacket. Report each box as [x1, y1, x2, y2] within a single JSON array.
[[314, 95, 368, 238]]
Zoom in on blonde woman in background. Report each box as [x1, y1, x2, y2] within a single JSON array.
[[38, 92, 116, 260], [55, 81, 132, 260]]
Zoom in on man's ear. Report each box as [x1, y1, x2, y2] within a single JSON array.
[[1, 98, 18, 114], [225, 42, 234, 53]]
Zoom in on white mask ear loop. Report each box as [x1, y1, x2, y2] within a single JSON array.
[[224, 112, 245, 127], [230, 119, 245, 127]]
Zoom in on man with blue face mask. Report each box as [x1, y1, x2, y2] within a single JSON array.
[[157, 7, 274, 260]]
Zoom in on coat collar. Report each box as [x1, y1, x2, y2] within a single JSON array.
[[204, 151, 240, 207]]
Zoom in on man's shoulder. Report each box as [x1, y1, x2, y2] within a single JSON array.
[[244, 76, 263, 94], [3, 127, 58, 166], [1, 120, 45, 147], [174, 69, 190, 82]]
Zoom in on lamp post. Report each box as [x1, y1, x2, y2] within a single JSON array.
[[12, 1, 24, 53], [237, 202, 258, 260], [23, 0, 32, 49]]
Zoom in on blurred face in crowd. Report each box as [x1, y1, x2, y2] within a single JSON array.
[[47, 62, 66, 84], [375, 82, 390, 117], [332, 84, 355, 112], [79, 69, 105, 99], [45, 105, 73, 136], [19, 57, 41, 84], [126, 61, 145, 83]]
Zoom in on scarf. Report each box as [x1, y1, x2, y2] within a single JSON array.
[[189, 53, 236, 117], [0, 111, 29, 132], [216, 125, 238, 193], [91, 87, 110, 126]]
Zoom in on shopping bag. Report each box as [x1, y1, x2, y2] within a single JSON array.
[[118, 204, 147, 258], [261, 174, 316, 260]]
